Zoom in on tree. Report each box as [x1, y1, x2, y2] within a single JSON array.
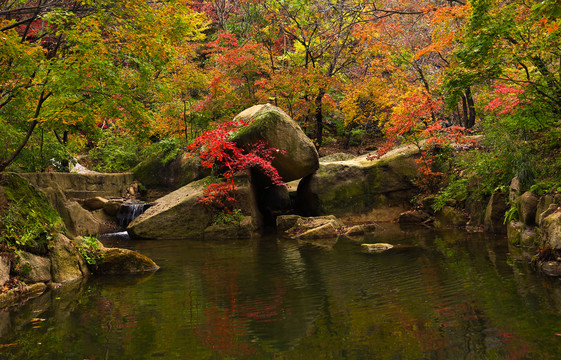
[[0, 0, 208, 172]]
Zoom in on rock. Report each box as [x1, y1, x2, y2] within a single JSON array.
[[319, 153, 356, 163], [541, 210, 561, 249], [506, 220, 536, 248], [343, 223, 383, 237], [0, 256, 10, 286], [59, 200, 117, 236], [538, 204, 558, 227], [484, 192, 508, 233], [134, 151, 210, 189], [0, 282, 47, 308], [536, 195, 557, 225], [81, 196, 108, 211], [103, 199, 123, 216], [361, 243, 394, 253], [204, 216, 257, 240], [19, 172, 135, 201], [0, 173, 65, 254], [465, 197, 487, 227], [519, 191, 538, 226], [231, 104, 319, 182], [276, 215, 302, 233], [50, 234, 90, 283], [297, 144, 420, 218], [128, 175, 260, 240], [297, 222, 339, 239], [539, 261, 561, 277], [434, 206, 467, 228], [418, 196, 437, 215], [13, 252, 51, 283], [282, 215, 345, 239], [95, 248, 159, 275], [509, 176, 522, 203], [398, 210, 431, 224]]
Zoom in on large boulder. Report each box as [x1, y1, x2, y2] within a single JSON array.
[[128, 175, 261, 240], [231, 104, 319, 182], [297, 144, 420, 218]]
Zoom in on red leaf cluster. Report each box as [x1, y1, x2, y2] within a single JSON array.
[[187, 119, 285, 212]]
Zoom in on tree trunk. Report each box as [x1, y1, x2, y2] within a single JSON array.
[[314, 89, 325, 149], [465, 87, 476, 129], [0, 90, 50, 172]]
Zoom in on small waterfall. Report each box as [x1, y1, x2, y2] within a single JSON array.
[[117, 203, 150, 228]]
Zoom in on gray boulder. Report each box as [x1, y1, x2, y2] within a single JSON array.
[[297, 144, 419, 218], [231, 104, 319, 182], [128, 175, 260, 240]]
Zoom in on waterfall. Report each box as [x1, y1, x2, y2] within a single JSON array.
[[117, 203, 150, 228]]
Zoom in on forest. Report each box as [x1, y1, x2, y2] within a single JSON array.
[[1, 0, 561, 202]]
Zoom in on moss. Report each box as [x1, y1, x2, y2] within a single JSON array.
[[0, 173, 65, 254], [133, 157, 167, 187]]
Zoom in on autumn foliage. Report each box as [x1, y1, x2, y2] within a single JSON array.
[[187, 119, 284, 212]]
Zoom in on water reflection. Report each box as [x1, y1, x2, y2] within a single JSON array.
[[1, 225, 561, 359]]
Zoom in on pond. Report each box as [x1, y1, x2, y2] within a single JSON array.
[[1, 225, 561, 359]]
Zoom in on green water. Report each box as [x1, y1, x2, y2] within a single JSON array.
[[1, 225, 561, 359]]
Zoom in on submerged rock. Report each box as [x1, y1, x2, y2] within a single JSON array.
[[95, 248, 159, 275], [361, 243, 394, 253], [232, 104, 319, 182], [398, 210, 431, 224], [0, 282, 47, 308], [278, 215, 345, 239]]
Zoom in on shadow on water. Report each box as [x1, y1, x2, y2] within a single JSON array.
[[2, 225, 561, 359]]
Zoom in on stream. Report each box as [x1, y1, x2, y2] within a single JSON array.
[[1, 225, 561, 359]]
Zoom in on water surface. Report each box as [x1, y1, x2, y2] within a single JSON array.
[[1, 225, 561, 359]]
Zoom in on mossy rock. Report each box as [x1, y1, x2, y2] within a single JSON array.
[[0, 173, 65, 254], [95, 248, 159, 275], [133, 151, 209, 189], [231, 104, 319, 182], [297, 144, 420, 217]]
